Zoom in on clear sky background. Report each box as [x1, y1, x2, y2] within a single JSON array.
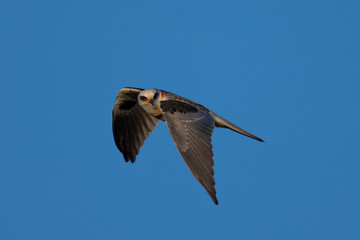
[[1, 1, 359, 239]]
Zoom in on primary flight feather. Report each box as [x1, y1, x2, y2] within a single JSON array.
[[112, 87, 263, 205]]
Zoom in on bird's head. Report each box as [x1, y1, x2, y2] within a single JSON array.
[[138, 89, 160, 109]]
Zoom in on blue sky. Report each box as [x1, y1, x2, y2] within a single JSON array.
[[1, 0, 359, 239]]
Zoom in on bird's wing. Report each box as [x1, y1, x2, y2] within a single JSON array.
[[160, 99, 218, 204], [112, 87, 159, 163]]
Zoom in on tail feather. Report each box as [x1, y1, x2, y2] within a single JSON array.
[[210, 112, 264, 142]]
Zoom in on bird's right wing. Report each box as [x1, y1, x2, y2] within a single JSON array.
[[112, 87, 159, 163], [159, 99, 218, 204]]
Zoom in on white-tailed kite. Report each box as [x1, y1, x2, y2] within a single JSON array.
[[112, 87, 263, 205]]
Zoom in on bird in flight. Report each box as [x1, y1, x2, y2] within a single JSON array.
[[112, 87, 263, 205]]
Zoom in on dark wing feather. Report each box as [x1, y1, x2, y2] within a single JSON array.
[[112, 87, 159, 163], [160, 100, 218, 205]]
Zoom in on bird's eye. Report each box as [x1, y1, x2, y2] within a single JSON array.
[[139, 96, 147, 102], [153, 92, 159, 99]]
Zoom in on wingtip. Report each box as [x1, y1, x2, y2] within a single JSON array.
[[123, 153, 130, 162], [212, 113, 264, 144], [122, 153, 137, 163], [211, 195, 219, 205], [130, 155, 137, 163]]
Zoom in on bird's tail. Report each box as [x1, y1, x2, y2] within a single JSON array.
[[210, 112, 264, 142]]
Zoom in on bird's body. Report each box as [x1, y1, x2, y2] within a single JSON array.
[[112, 87, 263, 205]]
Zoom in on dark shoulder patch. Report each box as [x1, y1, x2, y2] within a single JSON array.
[[160, 100, 198, 114], [119, 100, 137, 110], [116, 90, 140, 110], [125, 91, 140, 99]]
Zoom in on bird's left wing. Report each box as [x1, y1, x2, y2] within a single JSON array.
[[159, 99, 218, 204], [112, 87, 159, 163]]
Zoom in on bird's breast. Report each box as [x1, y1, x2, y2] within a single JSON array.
[[141, 104, 164, 121], [150, 107, 165, 121]]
